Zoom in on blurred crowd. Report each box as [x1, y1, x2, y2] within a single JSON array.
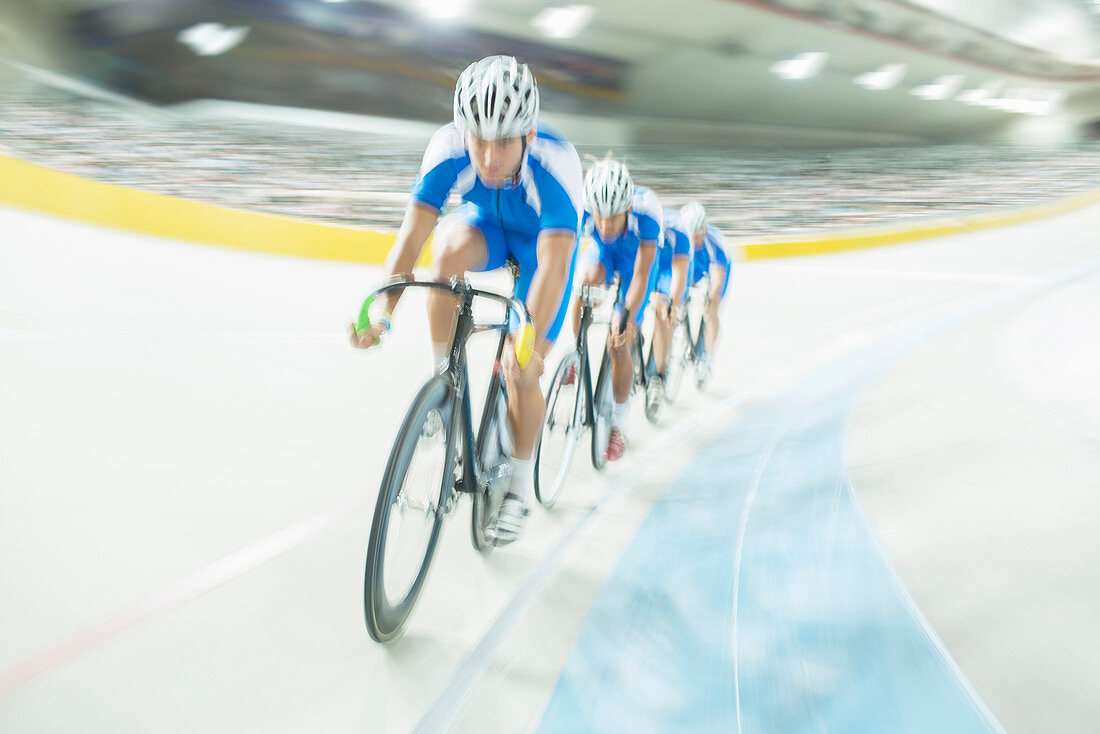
[[3, 82, 1099, 239]]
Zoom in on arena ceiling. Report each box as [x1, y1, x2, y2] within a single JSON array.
[[3, 0, 1099, 142]]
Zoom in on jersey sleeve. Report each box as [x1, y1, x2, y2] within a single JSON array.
[[532, 140, 583, 234], [706, 226, 731, 267], [410, 124, 463, 211], [633, 187, 663, 243], [672, 227, 691, 258]]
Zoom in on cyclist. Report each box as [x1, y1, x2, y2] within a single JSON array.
[[565, 158, 661, 461], [348, 55, 582, 545], [647, 206, 693, 383], [680, 202, 731, 377]]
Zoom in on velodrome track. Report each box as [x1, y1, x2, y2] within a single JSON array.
[[1, 195, 1098, 733]]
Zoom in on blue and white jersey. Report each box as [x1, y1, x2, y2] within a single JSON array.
[[656, 208, 693, 276], [692, 224, 731, 282], [411, 122, 583, 237], [580, 184, 663, 268]]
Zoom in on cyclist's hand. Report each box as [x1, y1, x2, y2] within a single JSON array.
[[348, 322, 388, 349], [608, 319, 635, 353], [503, 337, 544, 386]]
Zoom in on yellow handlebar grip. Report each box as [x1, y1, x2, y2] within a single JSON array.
[[515, 322, 535, 370]]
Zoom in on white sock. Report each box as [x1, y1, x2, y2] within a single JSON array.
[[612, 400, 630, 431], [509, 456, 534, 502], [431, 341, 449, 371]]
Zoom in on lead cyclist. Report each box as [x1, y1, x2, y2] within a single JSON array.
[[348, 55, 582, 545]]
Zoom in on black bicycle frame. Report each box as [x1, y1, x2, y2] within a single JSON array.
[[573, 286, 605, 430], [368, 278, 526, 501]]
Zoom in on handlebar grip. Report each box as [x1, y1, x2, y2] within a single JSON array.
[[618, 308, 631, 334], [515, 321, 535, 370], [355, 295, 375, 336]]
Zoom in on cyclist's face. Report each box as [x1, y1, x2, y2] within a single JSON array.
[[467, 132, 532, 184], [594, 212, 628, 241], [691, 230, 706, 248]]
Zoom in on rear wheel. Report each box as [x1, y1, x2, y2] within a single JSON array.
[[535, 352, 582, 508], [364, 376, 454, 643]]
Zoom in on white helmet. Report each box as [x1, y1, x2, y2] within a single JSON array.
[[584, 159, 634, 217], [680, 202, 707, 234], [453, 55, 539, 141]]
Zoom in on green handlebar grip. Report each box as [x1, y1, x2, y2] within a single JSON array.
[[356, 295, 375, 336]]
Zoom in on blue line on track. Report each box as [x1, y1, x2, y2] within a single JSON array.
[[532, 261, 1100, 733]]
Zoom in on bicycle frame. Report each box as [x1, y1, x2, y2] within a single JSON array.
[[367, 278, 529, 507], [571, 283, 615, 432], [679, 283, 710, 365]]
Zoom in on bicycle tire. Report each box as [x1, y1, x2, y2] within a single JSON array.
[[642, 337, 663, 424], [534, 351, 582, 508], [664, 317, 690, 404], [590, 352, 614, 471], [695, 316, 711, 391], [471, 381, 512, 553], [364, 375, 455, 643]]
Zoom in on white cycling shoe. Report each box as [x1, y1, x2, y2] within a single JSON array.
[[488, 492, 530, 546]]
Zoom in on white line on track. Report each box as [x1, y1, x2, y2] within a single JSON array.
[[0, 504, 368, 696]]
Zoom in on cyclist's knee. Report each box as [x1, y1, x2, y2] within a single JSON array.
[[432, 226, 485, 278], [580, 263, 605, 286]]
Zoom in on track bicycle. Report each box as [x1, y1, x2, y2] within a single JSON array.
[[357, 276, 534, 643], [663, 283, 713, 402], [533, 284, 630, 508]]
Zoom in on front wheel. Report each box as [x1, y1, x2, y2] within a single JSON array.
[[364, 376, 455, 644], [471, 381, 513, 553], [695, 317, 711, 391], [591, 353, 614, 471], [664, 318, 690, 404], [535, 351, 582, 508]]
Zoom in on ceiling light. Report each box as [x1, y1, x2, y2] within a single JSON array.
[[956, 81, 1004, 105], [853, 63, 907, 90], [176, 23, 250, 56], [531, 5, 594, 39], [979, 88, 1066, 116], [415, 0, 471, 20], [770, 52, 828, 80], [910, 74, 964, 101]]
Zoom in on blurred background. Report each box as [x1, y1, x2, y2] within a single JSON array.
[[3, 6, 1100, 733], [1, 0, 1099, 235]]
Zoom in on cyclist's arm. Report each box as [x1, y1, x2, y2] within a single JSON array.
[[709, 263, 727, 302], [670, 254, 689, 308], [377, 200, 440, 313], [527, 230, 574, 350], [624, 241, 657, 323]]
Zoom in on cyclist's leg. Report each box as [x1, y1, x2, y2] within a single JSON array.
[[505, 238, 577, 463], [609, 256, 635, 405], [489, 235, 576, 536], [651, 287, 672, 375], [569, 240, 613, 337], [427, 205, 495, 367], [604, 251, 638, 454], [704, 263, 728, 355]]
